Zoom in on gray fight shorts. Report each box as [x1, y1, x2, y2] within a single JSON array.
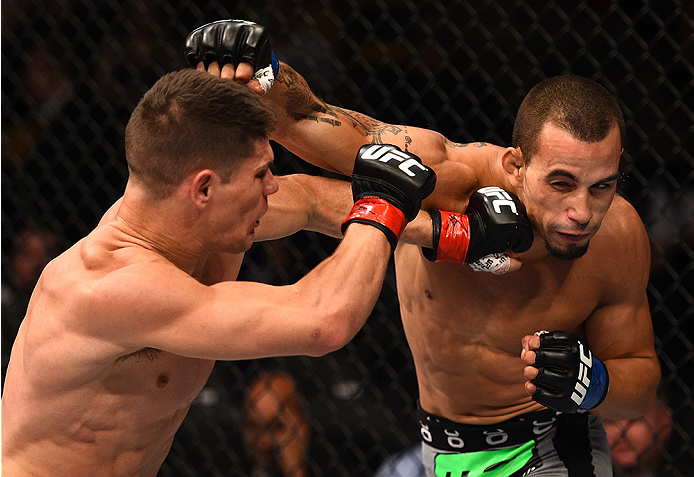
[[419, 405, 613, 476]]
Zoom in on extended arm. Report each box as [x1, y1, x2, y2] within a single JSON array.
[[185, 20, 481, 212], [95, 224, 392, 360], [263, 61, 481, 214], [91, 145, 435, 361], [257, 173, 436, 246]]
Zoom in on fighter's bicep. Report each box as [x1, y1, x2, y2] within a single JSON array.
[[585, 293, 656, 362], [586, 202, 654, 360], [102, 271, 312, 361], [184, 280, 325, 360]]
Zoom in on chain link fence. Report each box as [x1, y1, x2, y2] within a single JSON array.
[[2, 1, 693, 476]]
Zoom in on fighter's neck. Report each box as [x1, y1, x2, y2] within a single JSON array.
[[111, 191, 210, 275]]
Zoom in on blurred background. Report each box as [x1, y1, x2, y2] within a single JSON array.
[[2, 1, 692, 476]]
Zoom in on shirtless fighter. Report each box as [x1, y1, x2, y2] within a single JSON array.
[[0, 69, 438, 476], [186, 20, 661, 476]]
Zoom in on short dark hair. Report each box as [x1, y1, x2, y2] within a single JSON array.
[[125, 69, 276, 199], [512, 75, 625, 163]]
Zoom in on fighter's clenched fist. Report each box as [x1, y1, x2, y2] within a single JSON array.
[[184, 19, 279, 93], [522, 330, 610, 413], [342, 144, 437, 251], [422, 186, 533, 274]]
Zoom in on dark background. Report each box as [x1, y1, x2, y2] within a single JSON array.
[[2, 1, 692, 476]]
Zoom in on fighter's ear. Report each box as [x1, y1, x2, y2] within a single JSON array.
[[502, 147, 524, 188], [190, 169, 214, 208]]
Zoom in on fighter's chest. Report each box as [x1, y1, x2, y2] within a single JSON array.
[[107, 349, 215, 408], [417, 260, 603, 333]]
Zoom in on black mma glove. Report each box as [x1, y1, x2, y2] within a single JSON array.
[[341, 144, 436, 251], [531, 331, 610, 413], [422, 186, 533, 266], [184, 19, 279, 93]]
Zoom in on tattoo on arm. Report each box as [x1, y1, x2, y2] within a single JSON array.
[[328, 105, 403, 143], [277, 63, 404, 142], [277, 65, 338, 124], [404, 127, 412, 151], [444, 139, 488, 148]]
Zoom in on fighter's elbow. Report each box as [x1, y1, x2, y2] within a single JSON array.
[[641, 361, 662, 409], [305, 309, 360, 356], [598, 358, 661, 420]]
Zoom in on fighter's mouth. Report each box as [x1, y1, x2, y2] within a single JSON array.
[[556, 231, 590, 243]]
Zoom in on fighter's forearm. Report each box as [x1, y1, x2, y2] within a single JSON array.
[[257, 174, 352, 241], [593, 356, 660, 420], [264, 62, 329, 129], [400, 210, 434, 248], [264, 62, 398, 176], [289, 224, 392, 356]]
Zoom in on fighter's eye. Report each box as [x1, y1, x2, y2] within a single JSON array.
[[592, 182, 615, 190]]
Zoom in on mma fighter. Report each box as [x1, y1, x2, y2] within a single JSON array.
[[1, 68, 440, 475], [186, 20, 660, 476]]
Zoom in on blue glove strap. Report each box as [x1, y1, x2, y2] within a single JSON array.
[[579, 356, 609, 410], [270, 53, 279, 76]]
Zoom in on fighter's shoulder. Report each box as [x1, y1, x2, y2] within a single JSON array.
[[411, 131, 502, 166], [604, 195, 648, 241], [62, 232, 191, 304], [595, 194, 650, 264]]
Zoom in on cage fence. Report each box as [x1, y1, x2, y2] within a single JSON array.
[[2, 1, 693, 476]]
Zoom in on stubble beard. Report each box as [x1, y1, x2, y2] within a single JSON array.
[[542, 224, 591, 260], [535, 220, 592, 260], [544, 238, 590, 260]]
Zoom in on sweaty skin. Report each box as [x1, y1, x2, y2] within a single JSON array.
[[203, 60, 660, 425]]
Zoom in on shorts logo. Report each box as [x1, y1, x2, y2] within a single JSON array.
[[532, 418, 556, 435], [361, 145, 427, 177], [445, 429, 465, 449], [571, 341, 592, 406], [420, 422, 433, 443], [483, 429, 509, 446], [477, 186, 519, 215]]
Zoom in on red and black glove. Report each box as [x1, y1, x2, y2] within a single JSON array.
[[423, 186, 533, 265], [342, 144, 436, 251]]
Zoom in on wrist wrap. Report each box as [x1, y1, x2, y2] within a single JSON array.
[[422, 210, 471, 264], [341, 197, 406, 251]]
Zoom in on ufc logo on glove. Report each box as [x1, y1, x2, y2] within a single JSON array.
[[571, 342, 593, 406], [476, 186, 520, 215], [360, 145, 427, 177]]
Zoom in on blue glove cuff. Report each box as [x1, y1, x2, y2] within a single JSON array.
[[579, 356, 609, 410], [270, 53, 279, 76]]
